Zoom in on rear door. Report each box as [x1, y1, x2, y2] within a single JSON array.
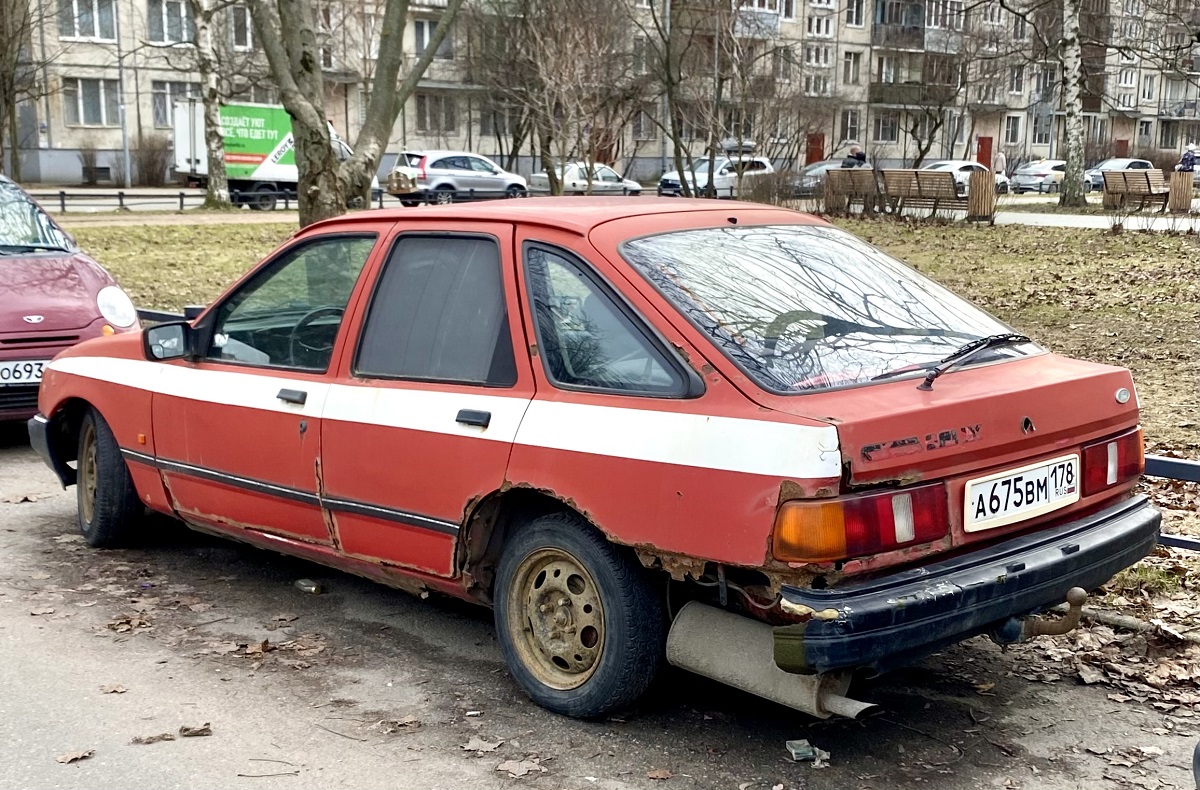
[[150, 229, 380, 543], [319, 222, 533, 576]]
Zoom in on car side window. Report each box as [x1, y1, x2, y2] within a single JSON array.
[[355, 236, 516, 386], [208, 235, 375, 371], [468, 157, 495, 173], [1132, 161, 1148, 169], [597, 167, 620, 182], [524, 245, 685, 396], [447, 157, 472, 171]]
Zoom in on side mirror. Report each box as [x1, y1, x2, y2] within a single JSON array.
[[492, 167, 501, 175], [143, 321, 191, 361]]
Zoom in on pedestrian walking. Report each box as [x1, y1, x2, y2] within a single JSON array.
[[992, 149, 1008, 177], [841, 145, 863, 168], [1177, 143, 1196, 173]]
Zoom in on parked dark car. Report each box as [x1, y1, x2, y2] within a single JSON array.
[[790, 160, 843, 198], [0, 175, 139, 421]]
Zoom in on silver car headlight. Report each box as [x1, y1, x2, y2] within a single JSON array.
[[97, 285, 138, 328]]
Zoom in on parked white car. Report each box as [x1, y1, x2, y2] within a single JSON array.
[[530, 162, 641, 195], [1011, 159, 1092, 194], [657, 156, 775, 198], [919, 160, 1010, 194], [1084, 158, 1154, 191]]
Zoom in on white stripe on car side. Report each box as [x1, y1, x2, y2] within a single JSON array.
[[50, 356, 841, 479]]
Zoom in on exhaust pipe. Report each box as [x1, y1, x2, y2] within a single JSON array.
[[665, 601, 879, 719]]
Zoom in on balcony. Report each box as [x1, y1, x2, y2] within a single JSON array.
[[1160, 99, 1200, 119], [871, 24, 924, 50], [869, 82, 958, 106]]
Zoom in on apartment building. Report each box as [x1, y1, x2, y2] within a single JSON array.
[[9, 0, 1200, 184]]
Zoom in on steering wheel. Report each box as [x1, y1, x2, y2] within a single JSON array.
[[288, 305, 344, 366]]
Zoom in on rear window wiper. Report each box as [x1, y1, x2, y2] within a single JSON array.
[[917, 333, 1031, 391]]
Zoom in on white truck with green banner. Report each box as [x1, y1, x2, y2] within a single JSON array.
[[173, 101, 376, 210]]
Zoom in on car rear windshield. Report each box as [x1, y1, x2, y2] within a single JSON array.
[[0, 180, 72, 250], [620, 224, 1035, 393]]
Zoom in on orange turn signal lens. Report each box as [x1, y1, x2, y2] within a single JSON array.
[[773, 501, 847, 563], [101, 324, 115, 335]]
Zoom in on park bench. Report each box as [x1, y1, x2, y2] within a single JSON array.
[[823, 168, 879, 214], [1102, 169, 1170, 212], [881, 169, 968, 214]]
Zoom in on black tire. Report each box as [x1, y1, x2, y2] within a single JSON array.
[[506, 184, 527, 199], [250, 184, 277, 211], [432, 185, 455, 204], [493, 512, 665, 718], [399, 198, 421, 207], [76, 408, 142, 548]]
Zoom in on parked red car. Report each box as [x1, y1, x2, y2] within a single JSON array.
[[29, 198, 1158, 720], [0, 175, 139, 421]]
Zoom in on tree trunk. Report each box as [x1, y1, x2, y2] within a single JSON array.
[[6, 96, 17, 181], [1058, 0, 1087, 208], [188, 0, 230, 209], [294, 120, 344, 226]]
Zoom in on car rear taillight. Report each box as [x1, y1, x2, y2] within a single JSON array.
[[417, 156, 427, 181], [1082, 428, 1143, 496], [772, 484, 949, 563]]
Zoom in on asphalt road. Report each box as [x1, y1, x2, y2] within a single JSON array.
[[0, 422, 1194, 790]]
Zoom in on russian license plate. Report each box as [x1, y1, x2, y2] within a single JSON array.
[[964, 454, 1080, 532], [0, 360, 46, 387]]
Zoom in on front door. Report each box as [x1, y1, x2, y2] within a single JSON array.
[[319, 223, 534, 576], [151, 231, 379, 544], [976, 136, 993, 169], [805, 133, 826, 165]]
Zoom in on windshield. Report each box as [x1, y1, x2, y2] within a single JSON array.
[[0, 180, 73, 251], [922, 162, 953, 170], [687, 159, 716, 175], [1096, 159, 1127, 170], [621, 224, 1036, 393]]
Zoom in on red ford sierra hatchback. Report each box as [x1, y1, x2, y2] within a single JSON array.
[[30, 198, 1158, 720]]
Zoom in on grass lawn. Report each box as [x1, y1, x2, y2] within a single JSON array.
[[71, 219, 1198, 460]]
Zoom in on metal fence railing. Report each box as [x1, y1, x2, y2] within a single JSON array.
[[1145, 455, 1200, 551]]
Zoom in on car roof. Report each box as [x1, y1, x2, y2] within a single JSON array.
[[305, 197, 822, 236]]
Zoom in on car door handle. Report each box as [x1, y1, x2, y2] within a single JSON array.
[[277, 388, 307, 405], [456, 409, 491, 428]]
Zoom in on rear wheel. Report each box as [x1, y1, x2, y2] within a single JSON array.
[[433, 185, 456, 204], [249, 183, 277, 211], [494, 512, 665, 718], [77, 408, 142, 548], [399, 198, 421, 207]]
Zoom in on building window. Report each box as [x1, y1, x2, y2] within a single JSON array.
[[415, 92, 456, 133], [414, 18, 454, 59], [58, 0, 115, 39], [1121, 18, 1142, 41], [1122, 0, 1144, 15], [977, 82, 998, 103], [774, 47, 795, 80], [148, 0, 192, 43], [781, 0, 796, 19], [1013, 15, 1027, 40], [63, 77, 119, 126], [1009, 65, 1024, 93], [842, 51, 861, 84], [926, 0, 963, 30], [633, 36, 649, 75], [1137, 119, 1152, 142], [481, 103, 514, 137], [840, 108, 860, 142], [1032, 114, 1052, 145], [806, 14, 832, 36], [632, 108, 657, 141], [810, 0, 833, 6], [1160, 120, 1178, 148], [1004, 115, 1021, 144], [1117, 91, 1136, 108], [747, 0, 778, 10], [803, 74, 829, 95], [873, 111, 899, 142], [803, 44, 829, 67], [845, 0, 863, 25], [1118, 68, 1135, 87], [230, 4, 252, 50], [1091, 118, 1108, 142], [1141, 74, 1156, 101], [983, 2, 1002, 24], [877, 55, 895, 83], [151, 81, 199, 127], [1034, 65, 1057, 99]]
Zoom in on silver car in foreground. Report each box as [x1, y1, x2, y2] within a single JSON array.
[[386, 151, 528, 205]]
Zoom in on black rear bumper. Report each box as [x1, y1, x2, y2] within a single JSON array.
[[773, 495, 1160, 675]]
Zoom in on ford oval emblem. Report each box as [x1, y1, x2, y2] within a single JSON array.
[[22, 315, 44, 324]]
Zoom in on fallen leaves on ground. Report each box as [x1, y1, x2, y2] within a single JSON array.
[[462, 737, 503, 753], [179, 723, 212, 737], [646, 768, 673, 780], [107, 614, 152, 633], [495, 758, 546, 778], [375, 716, 421, 734], [56, 750, 94, 764], [131, 732, 176, 745], [99, 684, 127, 694]]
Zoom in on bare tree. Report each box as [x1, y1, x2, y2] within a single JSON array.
[[248, 0, 464, 226], [0, 0, 61, 180]]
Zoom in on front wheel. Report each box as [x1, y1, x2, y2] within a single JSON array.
[[77, 408, 142, 547], [506, 184, 527, 199], [493, 512, 665, 718]]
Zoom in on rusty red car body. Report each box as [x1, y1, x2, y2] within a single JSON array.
[[29, 198, 1160, 719]]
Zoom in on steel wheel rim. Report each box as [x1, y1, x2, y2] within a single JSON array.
[[506, 547, 605, 690], [79, 421, 97, 525]]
